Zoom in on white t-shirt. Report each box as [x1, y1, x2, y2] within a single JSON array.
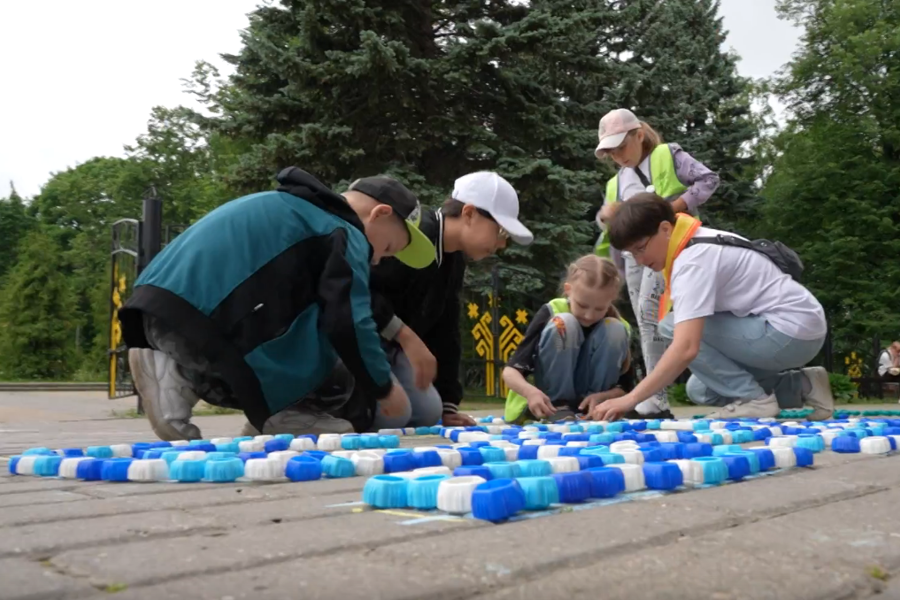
[[670, 226, 827, 341]]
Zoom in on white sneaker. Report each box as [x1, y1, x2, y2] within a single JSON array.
[[634, 393, 669, 416], [705, 394, 780, 420], [801, 367, 834, 421], [129, 348, 202, 441]]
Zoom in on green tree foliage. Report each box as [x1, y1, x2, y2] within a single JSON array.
[[761, 0, 900, 366], [0, 229, 78, 380], [0, 184, 36, 282]]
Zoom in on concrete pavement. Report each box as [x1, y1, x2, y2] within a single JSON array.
[[1, 392, 899, 600]]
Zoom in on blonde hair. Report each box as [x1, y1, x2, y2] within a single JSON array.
[[597, 120, 664, 161], [563, 255, 623, 319]]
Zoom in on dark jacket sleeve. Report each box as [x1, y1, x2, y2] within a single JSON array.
[[317, 229, 393, 401], [505, 304, 551, 377], [424, 282, 463, 415]]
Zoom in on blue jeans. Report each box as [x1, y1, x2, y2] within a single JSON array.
[[658, 312, 824, 409], [370, 348, 444, 430], [536, 313, 630, 409]]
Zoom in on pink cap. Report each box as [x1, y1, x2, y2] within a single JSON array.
[[595, 108, 642, 157]]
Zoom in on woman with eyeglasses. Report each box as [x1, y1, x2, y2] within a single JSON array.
[[593, 108, 721, 419]]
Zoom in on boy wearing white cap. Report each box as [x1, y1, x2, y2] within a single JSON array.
[[367, 172, 534, 428], [593, 108, 721, 419]]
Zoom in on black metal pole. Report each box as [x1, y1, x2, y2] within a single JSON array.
[[135, 185, 163, 414]]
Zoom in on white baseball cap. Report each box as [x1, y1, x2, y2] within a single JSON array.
[[595, 108, 642, 157], [451, 172, 534, 245]]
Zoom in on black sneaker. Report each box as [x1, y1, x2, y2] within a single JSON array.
[[623, 408, 675, 420]]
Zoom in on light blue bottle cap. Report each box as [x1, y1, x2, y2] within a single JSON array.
[[407, 474, 448, 510], [362, 475, 409, 508], [712, 444, 743, 457], [514, 459, 552, 477], [86, 446, 114, 459], [285, 456, 322, 482], [204, 457, 244, 482], [215, 442, 241, 454], [795, 434, 824, 453], [516, 476, 559, 509], [170, 458, 207, 482], [597, 452, 625, 465], [478, 446, 506, 463], [33, 455, 63, 477], [484, 462, 520, 479], [379, 435, 400, 449], [23, 447, 55, 456], [321, 455, 355, 478], [691, 457, 727, 484]]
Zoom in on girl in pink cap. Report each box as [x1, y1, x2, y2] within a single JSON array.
[[593, 108, 720, 418]]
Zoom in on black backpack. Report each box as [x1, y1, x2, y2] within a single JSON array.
[[686, 235, 804, 281]]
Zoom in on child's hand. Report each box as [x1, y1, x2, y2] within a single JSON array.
[[397, 327, 437, 390], [526, 389, 556, 419], [442, 412, 477, 427], [378, 384, 409, 418], [590, 395, 634, 422], [578, 393, 604, 415]]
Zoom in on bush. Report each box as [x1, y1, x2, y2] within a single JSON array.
[[667, 383, 691, 406], [828, 372, 858, 403]]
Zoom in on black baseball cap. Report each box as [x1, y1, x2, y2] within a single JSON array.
[[347, 176, 435, 269]]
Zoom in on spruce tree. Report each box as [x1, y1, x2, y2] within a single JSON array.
[[0, 184, 35, 282], [0, 229, 78, 380]]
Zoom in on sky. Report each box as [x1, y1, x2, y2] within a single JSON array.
[[0, 0, 801, 199]]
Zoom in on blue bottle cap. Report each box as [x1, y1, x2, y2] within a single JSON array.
[[429, 426, 442, 435], [516, 445, 540, 461], [580, 446, 610, 456], [471, 478, 527, 522], [383, 452, 416, 474], [484, 462, 520, 479], [884, 427, 900, 436], [720, 455, 750, 481], [631, 421, 648, 432], [635, 434, 656, 443], [412, 450, 442, 469], [746, 448, 776, 471], [613, 432, 638, 442], [453, 465, 493, 480], [362, 475, 409, 508], [645, 420, 661, 430], [683, 443, 713, 459], [711, 444, 743, 457], [639, 448, 664, 462], [205, 457, 245, 482], [514, 459, 552, 477], [170, 459, 207, 482], [589, 433, 616, 445], [723, 451, 760, 474], [584, 467, 625, 498], [552, 471, 592, 503], [888, 436, 898, 451], [724, 422, 743, 430], [321, 455, 356, 478], [58, 448, 85, 457], [149, 441, 173, 449], [407, 475, 449, 510], [793, 447, 814, 467], [658, 443, 685, 460], [33, 455, 63, 477], [558, 447, 582, 457], [378, 435, 400, 449], [214, 442, 241, 454], [86, 446, 114, 459], [677, 432, 699, 444], [576, 455, 603, 470], [191, 443, 217, 453], [23, 447, 55, 456], [259, 438, 287, 453], [782, 426, 802, 436], [8, 456, 21, 475], [75, 458, 106, 481], [189, 439, 212, 446], [449, 430, 463, 442], [691, 457, 728, 484], [340, 435, 361, 451], [832, 436, 861, 453], [237, 451, 268, 462], [285, 455, 323, 481], [300, 450, 329, 461], [643, 462, 684, 490], [692, 420, 710, 431], [457, 448, 485, 466], [605, 422, 624, 433]]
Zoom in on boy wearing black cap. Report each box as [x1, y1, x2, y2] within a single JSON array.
[[118, 167, 435, 440]]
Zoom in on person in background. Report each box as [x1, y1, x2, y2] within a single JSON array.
[[594, 108, 720, 419], [502, 255, 634, 423], [591, 194, 834, 422], [878, 342, 900, 379]]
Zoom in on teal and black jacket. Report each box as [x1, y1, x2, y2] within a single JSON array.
[[119, 167, 392, 430]]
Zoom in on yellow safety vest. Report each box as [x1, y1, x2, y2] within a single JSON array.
[[503, 298, 631, 422], [594, 144, 688, 258]]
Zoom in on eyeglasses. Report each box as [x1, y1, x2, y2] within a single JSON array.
[[628, 233, 656, 257], [476, 208, 509, 241]]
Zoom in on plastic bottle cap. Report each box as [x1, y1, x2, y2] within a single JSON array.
[[75, 458, 106, 481], [317, 434, 342, 452], [202, 457, 245, 482], [452, 465, 493, 480], [552, 471, 592, 503], [516, 476, 560, 509], [268, 451, 301, 469], [536, 445, 561, 460], [503, 447, 520, 462], [265, 438, 291, 453], [321, 455, 356, 478], [860, 436, 891, 455], [642, 462, 683, 490], [127, 459, 170, 482], [689, 457, 727, 485], [86, 446, 114, 459], [436, 476, 487, 514], [378, 435, 400, 449], [285, 455, 323, 482], [169, 457, 207, 482], [175, 451, 207, 462], [412, 466, 453, 478], [471, 478, 527, 522], [58, 457, 89, 479], [14, 455, 39, 476], [831, 435, 861, 454], [33, 455, 63, 477], [522, 439, 547, 446], [612, 449, 644, 465], [720, 455, 751, 481], [109, 444, 133, 458], [514, 459, 553, 477], [766, 436, 798, 448], [243, 458, 285, 481], [723, 451, 760, 475], [351, 453, 385, 477], [238, 440, 266, 453], [770, 447, 797, 468], [608, 463, 646, 491], [483, 462, 520, 479], [546, 456, 580, 474]]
